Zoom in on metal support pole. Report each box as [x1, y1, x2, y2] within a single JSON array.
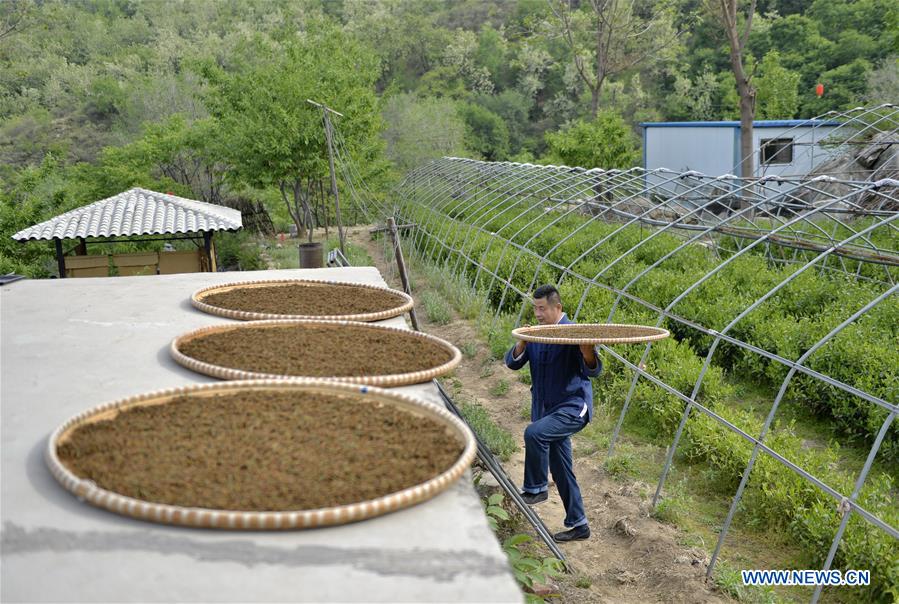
[[308, 99, 346, 255], [388, 217, 420, 331], [323, 111, 345, 255]]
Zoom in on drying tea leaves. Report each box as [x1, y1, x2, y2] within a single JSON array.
[[200, 282, 407, 316], [57, 390, 463, 511], [519, 324, 666, 341], [178, 323, 453, 377]]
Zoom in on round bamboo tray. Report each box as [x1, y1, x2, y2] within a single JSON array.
[[512, 323, 670, 345], [170, 319, 462, 386], [45, 380, 477, 530], [191, 279, 414, 322]]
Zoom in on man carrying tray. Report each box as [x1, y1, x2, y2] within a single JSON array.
[[505, 284, 602, 542]]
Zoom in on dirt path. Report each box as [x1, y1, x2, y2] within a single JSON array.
[[350, 227, 728, 604]]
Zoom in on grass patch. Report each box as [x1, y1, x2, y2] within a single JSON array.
[[421, 290, 452, 325], [518, 366, 532, 385], [479, 360, 496, 379], [603, 452, 638, 478], [575, 576, 592, 589], [489, 379, 510, 397], [712, 561, 778, 604], [520, 403, 531, 420], [459, 400, 519, 461], [460, 341, 479, 359]]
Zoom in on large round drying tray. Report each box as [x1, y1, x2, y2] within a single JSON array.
[[170, 319, 462, 386], [191, 279, 414, 322], [46, 380, 477, 530], [512, 323, 670, 345]]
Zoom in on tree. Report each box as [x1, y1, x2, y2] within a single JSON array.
[[0, 0, 34, 42], [705, 0, 758, 177], [755, 50, 800, 118], [382, 93, 468, 173], [548, 0, 684, 118], [801, 58, 872, 116], [542, 110, 639, 169], [201, 23, 382, 241], [458, 103, 510, 161]]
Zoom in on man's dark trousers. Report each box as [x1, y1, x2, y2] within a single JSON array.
[[522, 408, 588, 528]]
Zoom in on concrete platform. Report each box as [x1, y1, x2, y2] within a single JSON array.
[[1, 268, 521, 603]]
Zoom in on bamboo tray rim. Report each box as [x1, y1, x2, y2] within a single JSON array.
[[46, 379, 477, 530], [191, 279, 414, 322], [170, 319, 462, 386], [512, 323, 670, 344]]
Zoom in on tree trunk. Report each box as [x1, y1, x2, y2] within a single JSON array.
[[279, 180, 305, 240], [293, 180, 313, 244], [718, 0, 757, 178], [727, 44, 756, 177], [738, 82, 755, 177]]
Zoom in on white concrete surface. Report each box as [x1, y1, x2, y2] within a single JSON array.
[[0, 268, 521, 603]]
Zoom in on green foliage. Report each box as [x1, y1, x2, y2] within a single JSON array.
[[215, 231, 265, 272], [481, 492, 564, 602], [421, 290, 453, 325], [200, 20, 384, 233], [483, 492, 510, 531], [712, 561, 777, 604], [458, 102, 510, 161], [543, 110, 639, 169], [459, 400, 519, 461], [755, 51, 800, 119], [502, 533, 564, 601], [603, 453, 637, 478], [460, 341, 479, 359], [84, 75, 127, 121], [489, 379, 510, 397], [382, 94, 468, 173]]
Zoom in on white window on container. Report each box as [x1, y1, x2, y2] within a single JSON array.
[[760, 138, 793, 165]]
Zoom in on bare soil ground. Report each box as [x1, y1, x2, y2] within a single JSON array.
[[349, 227, 730, 604]]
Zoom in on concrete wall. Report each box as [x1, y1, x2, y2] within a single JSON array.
[[0, 268, 522, 603]]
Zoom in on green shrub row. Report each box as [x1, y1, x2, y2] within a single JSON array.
[[403, 192, 899, 463]]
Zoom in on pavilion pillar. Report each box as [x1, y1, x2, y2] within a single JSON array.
[[203, 231, 216, 272], [54, 239, 66, 278]]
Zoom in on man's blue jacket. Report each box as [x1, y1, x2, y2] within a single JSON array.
[[504, 314, 603, 423]]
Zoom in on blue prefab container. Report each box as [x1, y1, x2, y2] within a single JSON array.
[[641, 119, 842, 182]]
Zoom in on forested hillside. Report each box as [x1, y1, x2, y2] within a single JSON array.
[[1, 0, 896, 276]]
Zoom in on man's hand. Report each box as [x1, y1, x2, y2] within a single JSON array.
[[513, 339, 527, 357], [579, 344, 598, 369]]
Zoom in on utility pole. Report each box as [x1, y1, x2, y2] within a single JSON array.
[[307, 99, 345, 255]]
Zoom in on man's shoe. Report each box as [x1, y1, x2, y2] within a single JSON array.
[[553, 525, 590, 542], [519, 491, 548, 505]]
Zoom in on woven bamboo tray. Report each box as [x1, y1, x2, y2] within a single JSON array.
[[512, 323, 670, 345], [45, 380, 477, 530], [170, 319, 462, 386], [191, 279, 414, 322]]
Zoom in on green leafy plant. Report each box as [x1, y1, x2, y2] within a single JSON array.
[[489, 379, 510, 397], [503, 534, 564, 602]]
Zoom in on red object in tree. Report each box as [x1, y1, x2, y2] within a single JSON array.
[[815, 83, 824, 97]]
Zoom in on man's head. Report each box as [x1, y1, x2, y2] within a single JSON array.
[[533, 284, 563, 325]]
